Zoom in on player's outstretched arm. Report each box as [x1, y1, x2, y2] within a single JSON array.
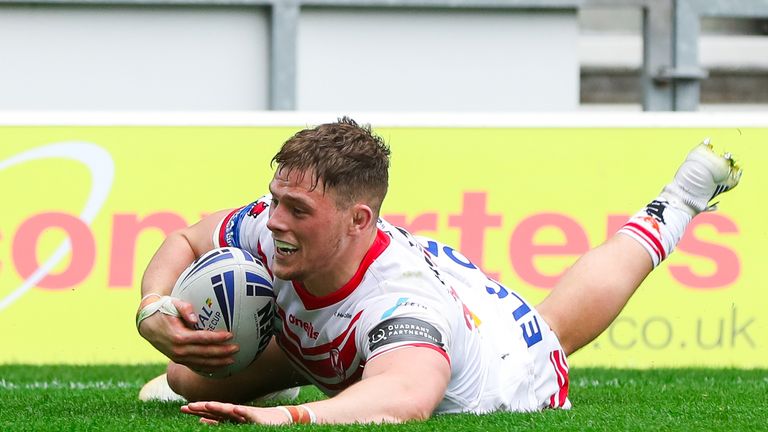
[[137, 209, 239, 372], [181, 346, 451, 425]]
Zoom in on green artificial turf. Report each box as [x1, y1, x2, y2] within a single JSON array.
[[0, 365, 765, 431]]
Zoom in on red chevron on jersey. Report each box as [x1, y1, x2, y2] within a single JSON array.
[[276, 307, 363, 381], [277, 331, 365, 393]]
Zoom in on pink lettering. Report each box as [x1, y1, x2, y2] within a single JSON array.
[[448, 192, 502, 280], [109, 212, 188, 287], [13, 212, 95, 289], [669, 213, 740, 288], [510, 213, 589, 289], [383, 213, 438, 234], [606, 214, 631, 240]]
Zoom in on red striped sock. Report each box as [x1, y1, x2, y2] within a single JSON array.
[[618, 198, 691, 267]]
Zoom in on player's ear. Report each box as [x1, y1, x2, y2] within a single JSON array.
[[349, 203, 374, 234]]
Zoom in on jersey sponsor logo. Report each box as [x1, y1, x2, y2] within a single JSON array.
[[329, 347, 346, 380], [645, 199, 667, 225], [368, 317, 444, 352], [381, 297, 408, 319], [247, 201, 269, 218], [219, 207, 244, 248], [380, 297, 428, 319], [288, 313, 319, 339]]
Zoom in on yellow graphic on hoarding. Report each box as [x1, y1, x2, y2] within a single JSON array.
[[0, 126, 764, 367]]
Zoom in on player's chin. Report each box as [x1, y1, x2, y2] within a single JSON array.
[[271, 264, 301, 282]]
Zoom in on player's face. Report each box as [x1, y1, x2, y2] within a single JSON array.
[[266, 168, 353, 287]]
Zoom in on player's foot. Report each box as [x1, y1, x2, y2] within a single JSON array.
[[660, 138, 742, 216], [138, 373, 185, 402], [253, 386, 301, 403]]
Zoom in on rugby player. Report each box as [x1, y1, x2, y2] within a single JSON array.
[[136, 117, 741, 425]]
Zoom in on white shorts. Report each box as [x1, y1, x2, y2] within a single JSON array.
[[528, 310, 571, 410]]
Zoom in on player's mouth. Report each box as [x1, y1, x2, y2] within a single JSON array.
[[274, 239, 299, 256]]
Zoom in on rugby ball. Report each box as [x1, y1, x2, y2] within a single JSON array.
[[171, 247, 275, 378]]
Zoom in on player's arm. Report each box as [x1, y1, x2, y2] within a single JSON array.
[[181, 345, 451, 425], [137, 209, 238, 372]]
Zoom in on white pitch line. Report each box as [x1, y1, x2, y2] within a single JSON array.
[[0, 379, 141, 390]]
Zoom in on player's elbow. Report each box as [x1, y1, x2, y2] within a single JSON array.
[[378, 401, 434, 424], [382, 384, 442, 423]]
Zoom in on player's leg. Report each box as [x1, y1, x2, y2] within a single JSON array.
[[142, 338, 307, 403], [537, 140, 742, 355]]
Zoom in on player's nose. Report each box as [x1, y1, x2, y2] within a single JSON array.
[[266, 206, 288, 233]]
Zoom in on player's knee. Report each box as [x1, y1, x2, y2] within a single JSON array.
[[165, 363, 187, 397], [166, 362, 208, 401]]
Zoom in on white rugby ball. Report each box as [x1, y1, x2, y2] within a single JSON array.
[[171, 247, 275, 378]]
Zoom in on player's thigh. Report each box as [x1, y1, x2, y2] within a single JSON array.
[[167, 338, 307, 403]]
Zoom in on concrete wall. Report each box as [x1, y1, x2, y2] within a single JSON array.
[[0, 6, 270, 110], [0, 5, 579, 111]]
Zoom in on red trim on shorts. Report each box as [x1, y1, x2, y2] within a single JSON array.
[[292, 229, 391, 310], [548, 350, 570, 408]]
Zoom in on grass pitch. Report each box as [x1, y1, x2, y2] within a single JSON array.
[[0, 365, 765, 431]]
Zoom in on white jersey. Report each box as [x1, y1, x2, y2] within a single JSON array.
[[215, 196, 570, 414]]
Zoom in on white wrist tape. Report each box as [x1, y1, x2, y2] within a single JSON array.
[[135, 296, 180, 330], [301, 405, 318, 424], [275, 406, 294, 424], [275, 405, 317, 424]]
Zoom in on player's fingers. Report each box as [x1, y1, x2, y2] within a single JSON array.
[[182, 406, 224, 423], [203, 402, 248, 423], [200, 417, 219, 425], [172, 341, 238, 359], [175, 327, 234, 344], [182, 403, 229, 421], [181, 405, 207, 417], [175, 350, 238, 370], [183, 402, 207, 412], [171, 299, 198, 326]]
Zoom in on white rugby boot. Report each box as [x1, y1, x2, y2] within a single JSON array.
[[138, 372, 301, 403], [138, 373, 184, 402], [660, 138, 742, 216]]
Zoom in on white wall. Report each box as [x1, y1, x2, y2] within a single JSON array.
[[0, 5, 579, 111], [297, 8, 579, 111], [0, 6, 270, 110]]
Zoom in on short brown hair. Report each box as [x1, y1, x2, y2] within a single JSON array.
[[271, 117, 391, 215]]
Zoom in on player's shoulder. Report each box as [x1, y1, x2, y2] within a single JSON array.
[[355, 292, 451, 359], [216, 194, 273, 248]]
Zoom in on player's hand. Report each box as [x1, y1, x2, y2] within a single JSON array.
[[181, 402, 290, 425], [137, 297, 239, 372]]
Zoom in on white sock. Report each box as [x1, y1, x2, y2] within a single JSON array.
[[618, 198, 692, 267]]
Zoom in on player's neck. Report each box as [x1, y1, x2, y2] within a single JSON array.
[[301, 229, 377, 297]]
